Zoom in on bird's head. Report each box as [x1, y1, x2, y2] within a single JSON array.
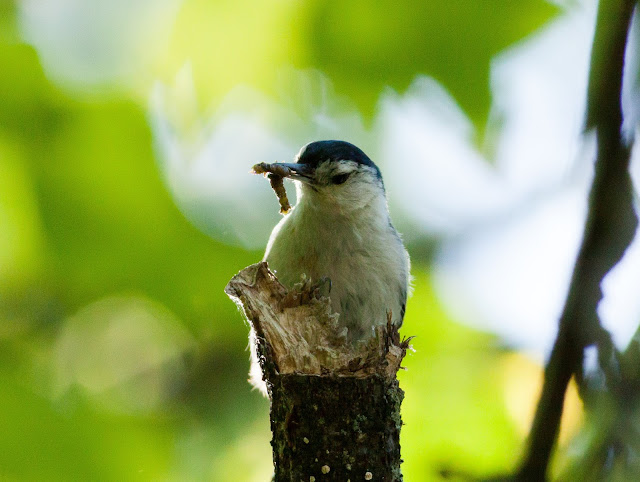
[[276, 140, 385, 212]]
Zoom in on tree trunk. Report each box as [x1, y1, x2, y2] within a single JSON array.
[[225, 262, 409, 481]]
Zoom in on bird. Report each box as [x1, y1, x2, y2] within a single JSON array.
[[262, 140, 410, 341]]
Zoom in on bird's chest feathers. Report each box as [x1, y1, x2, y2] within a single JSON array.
[[270, 206, 391, 288]]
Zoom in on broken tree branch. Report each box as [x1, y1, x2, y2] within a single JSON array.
[[225, 262, 411, 481]]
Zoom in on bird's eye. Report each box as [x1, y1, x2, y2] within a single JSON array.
[[331, 173, 350, 185]]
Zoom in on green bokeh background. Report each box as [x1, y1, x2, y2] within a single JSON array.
[[0, 1, 571, 480]]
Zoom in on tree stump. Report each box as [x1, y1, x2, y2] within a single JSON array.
[[225, 262, 410, 481]]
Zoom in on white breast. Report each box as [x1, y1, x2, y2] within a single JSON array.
[[264, 195, 409, 341]]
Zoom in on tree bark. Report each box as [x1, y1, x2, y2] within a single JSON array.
[[225, 262, 409, 481]]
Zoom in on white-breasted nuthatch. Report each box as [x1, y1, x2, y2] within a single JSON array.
[[251, 140, 410, 390], [265, 140, 410, 336]]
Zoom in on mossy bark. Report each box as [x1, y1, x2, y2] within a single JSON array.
[[226, 262, 409, 481]]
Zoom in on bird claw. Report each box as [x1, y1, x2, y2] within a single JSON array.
[[281, 275, 332, 308], [313, 277, 332, 299]]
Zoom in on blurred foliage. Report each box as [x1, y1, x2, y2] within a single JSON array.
[[165, 0, 558, 126], [555, 326, 640, 481], [0, 1, 598, 481]]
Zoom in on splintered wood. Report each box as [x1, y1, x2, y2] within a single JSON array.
[[252, 162, 292, 214], [224, 262, 411, 379]]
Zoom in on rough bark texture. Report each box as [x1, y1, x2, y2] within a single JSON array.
[[225, 262, 409, 481], [270, 375, 403, 481]]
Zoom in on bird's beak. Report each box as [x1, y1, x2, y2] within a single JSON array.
[[273, 163, 315, 183]]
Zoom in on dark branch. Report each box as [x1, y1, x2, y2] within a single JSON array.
[[517, 1, 638, 480]]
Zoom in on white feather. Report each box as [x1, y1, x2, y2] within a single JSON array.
[[264, 162, 410, 340]]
